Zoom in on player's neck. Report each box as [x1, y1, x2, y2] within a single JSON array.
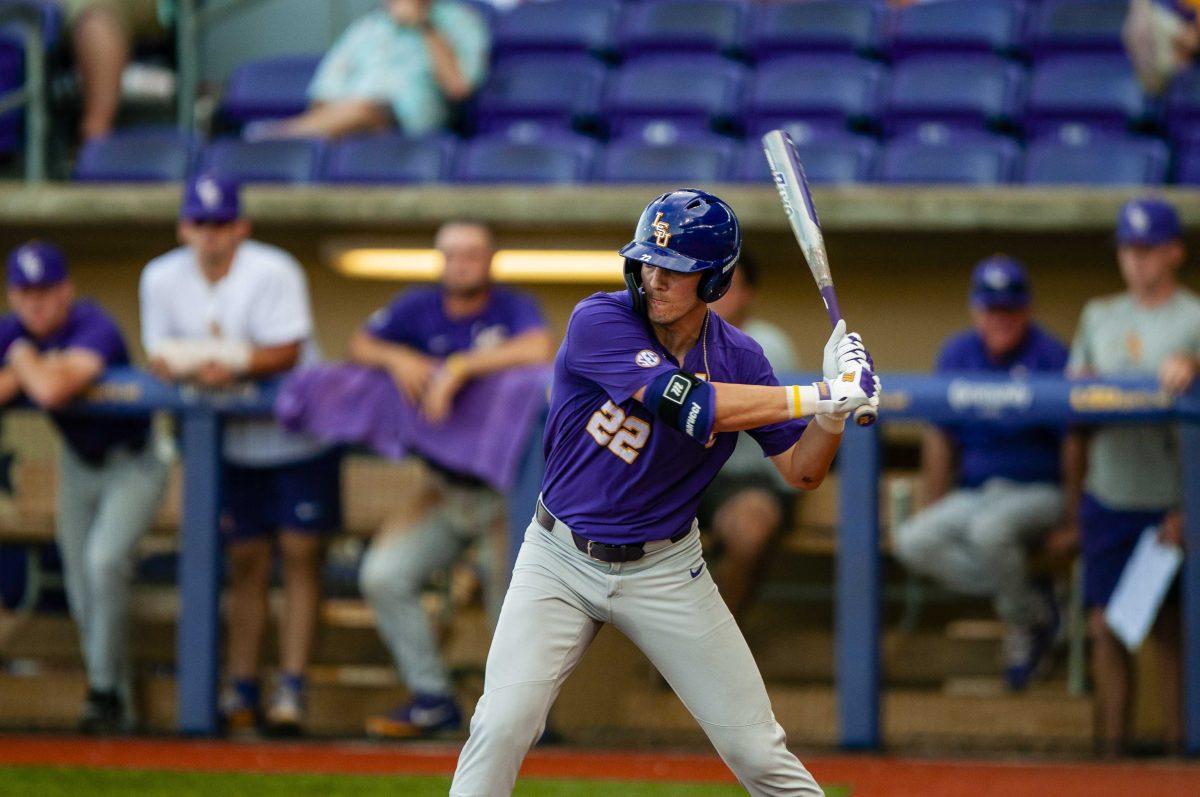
[[1130, 279, 1178, 309], [443, 286, 490, 319], [197, 254, 235, 284], [651, 304, 707, 364]]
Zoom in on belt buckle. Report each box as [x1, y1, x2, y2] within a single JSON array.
[[586, 540, 598, 560]]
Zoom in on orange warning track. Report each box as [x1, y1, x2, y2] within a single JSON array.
[[1, 735, 1199, 796]]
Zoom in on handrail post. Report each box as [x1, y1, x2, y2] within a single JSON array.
[[1182, 423, 1200, 756], [21, 6, 45, 182], [176, 0, 198, 132]]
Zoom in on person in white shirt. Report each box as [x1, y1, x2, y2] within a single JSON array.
[[139, 174, 341, 736]]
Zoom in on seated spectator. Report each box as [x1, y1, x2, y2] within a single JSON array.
[[249, 0, 489, 140], [351, 220, 553, 738], [704, 258, 799, 620], [139, 174, 340, 736], [0, 240, 168, 733], [892, 256, 1069, 690], [63, 1, 173, 141], [1066, 197, 1200, 756]]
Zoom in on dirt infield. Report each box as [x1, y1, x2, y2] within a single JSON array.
[[1, 735, 1198, 796]]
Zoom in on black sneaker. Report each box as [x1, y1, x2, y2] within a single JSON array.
[[79, 689, 123, 735]]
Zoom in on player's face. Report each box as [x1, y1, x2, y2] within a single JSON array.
[[971, 305, 1030, 359], [641, 264, 703, 326], [179, 219, 250, 269], [710, 267, 752, 327], [437, 223, 494, 298], [1117, 240, 1183, 296], [8, 281, 73, 339], [385, 0, 429, 25]]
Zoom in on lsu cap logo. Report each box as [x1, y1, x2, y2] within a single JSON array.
[[1126, 203, 1150, 235], [635, 349, 661, 368], [17, 249, 42, 282], [196, 176, 222, 209]]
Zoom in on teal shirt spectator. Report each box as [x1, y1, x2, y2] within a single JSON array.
[[307, 2, 489, 136]]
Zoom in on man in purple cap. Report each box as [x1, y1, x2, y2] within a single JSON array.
[[139, 174, 340, 736], [892, 255, 1069, 690], [1065, 196, 1200, 755], [0, 240, 168, 733]]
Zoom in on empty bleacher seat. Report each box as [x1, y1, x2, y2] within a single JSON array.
[[198, 138, 325, 184], [883, 55, 1025, 135], [736, 133, 878, 184], [1025, 55, 1153, 137], [454, 133, 596, 183], [749, 0, 882, 59], [1022, 135, 1169, 185], [322, 134, 454, 184], [472, 55, 607, 134], [1027, 0, 1128, 60], [604, 55, 747, 138], [218, 55, 322, 125], [876, 136, 1019, 184], [744, 55, 884, 133], [596, 136, 736, 182], [1172, 142, 1200, 184], [887, 0, 1026, 60], [73, 128, 195, 182], [617, 0, 749, 58], [1166, 66, 1200, 142], [492, 0, 621, 57]]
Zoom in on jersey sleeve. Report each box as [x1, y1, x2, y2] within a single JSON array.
[[563, 298, 675, 404], [741, 347, 808, 458], [138, 262, 172, 354], [249, 258, 313, 346], [364, 291, 421, 347], [65, 308, 126, 366]]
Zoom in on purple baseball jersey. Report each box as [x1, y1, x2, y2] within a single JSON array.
[[0, 300, 149, 463], [541, 291, 807, 544], [365, 285, 547, 356]]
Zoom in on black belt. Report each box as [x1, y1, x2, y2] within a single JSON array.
[[535, 500, 690, 563]]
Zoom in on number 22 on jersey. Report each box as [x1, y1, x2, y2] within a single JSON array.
[[586, 400, 650, 464]]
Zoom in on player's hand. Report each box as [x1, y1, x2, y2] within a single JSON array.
[[389, 349, 437, 404], [813, 366, 879, 416], [420, 366, 464, 423], [194, 361, 236, 389], [823, 321, 873, 380], [1159, 354, 1197, 396], [1158, 511, 1184, 549], [1042, 522, 1081, 562], [147, 356, 175, 383]]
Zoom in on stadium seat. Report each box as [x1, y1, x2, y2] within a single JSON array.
[[749, 0, 882, 60], [73, 128, 195, 182], [1173, 143, 1200, 184], [472, 55, 607, 135], [876, 136, 1019, 184], [1022, 136, 1169, 185], [1027, 0, 1127, 60], [0, 0, 64, 155], [736, 134, 877, 184], [604, 55, 747, 138], [454, 133, 596, 183], [218, 55, 322, 125], [322, 135, 454, 184], [197, 138, 326, 184], [883, 55, 1026, 135], [1024, 55, 1153, 137], [887, 0, 1026, 60], [492, 0, 621, 57], [744, 55, 884, 133], [616, 0, 749, 58], [1166, 66, 1200, 142], [595, 136, 737, 182]]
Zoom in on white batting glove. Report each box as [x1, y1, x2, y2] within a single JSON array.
[[823, 320, 873, 378]]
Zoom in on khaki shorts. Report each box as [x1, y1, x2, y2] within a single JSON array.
[[63, 0, 164, 39]]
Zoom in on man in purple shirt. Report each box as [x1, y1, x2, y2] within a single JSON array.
[[450, 190, 879, 796], [351, 220, 553, 738], [0, 241, 167, 733]]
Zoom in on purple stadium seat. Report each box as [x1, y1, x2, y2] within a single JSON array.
[[473, 55, 607, 134], [198, 138, 326, 184], [744, 55, 883, 133], [736, 134, 878, 183], [617, 0, 749, 58], [604, 55, 747, 138], [1022, 135, 1169, 185], [876, 136, 1019, 184], [1166, 66, 1200, 142], [1025, 55, 1153, 137], [743, 118, 858, 146], [883, 55, 1025, 135], [750, 0, 882, 59], [454, 133, 596, 183], [887, 0, 1026, 60], [73, 128, 196, 182], [596, 136, 737, 182], [219, 55, 322, 125], [492, 0, 621, 57], [321, 135, 454, 184], [1173, 143, 1200, 184], [1028, 0, 1127, 60]]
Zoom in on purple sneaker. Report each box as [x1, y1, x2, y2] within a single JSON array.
[[365, 694, 462, 739], [1004, 580, 1060, 691]]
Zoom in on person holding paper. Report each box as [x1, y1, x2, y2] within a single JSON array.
[[1063, 197, 1200, 756]]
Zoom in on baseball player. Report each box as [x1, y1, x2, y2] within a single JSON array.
[[450, 190, 879, 796], [0, 241, 168, 733]]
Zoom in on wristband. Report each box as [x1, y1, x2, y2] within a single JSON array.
[[443, 353, 469, 380], [786, 384, 824, 418]]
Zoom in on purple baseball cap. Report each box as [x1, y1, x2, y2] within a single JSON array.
[[1116, 197, 1181, 247], [180, 173, 241, 223], [970, 255, 1030, 310], [6, 240, 68, 289]]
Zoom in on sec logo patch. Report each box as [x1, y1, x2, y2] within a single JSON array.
[[635, 349, 661, 368]]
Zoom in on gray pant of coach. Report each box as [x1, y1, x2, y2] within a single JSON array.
[[56, 441, 169, 700], [450, 516, 823, 797]]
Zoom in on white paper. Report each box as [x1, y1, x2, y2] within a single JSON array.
[[1105, 528, 1183, 652]]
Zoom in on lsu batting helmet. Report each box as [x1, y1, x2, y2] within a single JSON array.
[[619, 189, 741, 313]]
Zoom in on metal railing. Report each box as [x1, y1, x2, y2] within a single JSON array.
[[0, 1, 47, 181]]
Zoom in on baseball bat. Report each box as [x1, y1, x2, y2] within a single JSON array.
[[761, 129, 877, 427]]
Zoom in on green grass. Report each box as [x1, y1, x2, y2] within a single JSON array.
[[0, 767, 851, 796]]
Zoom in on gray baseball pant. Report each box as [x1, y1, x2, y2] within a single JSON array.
[[55, 442, 169, 695], [450, 515, 824, 797], [892, 478, 1063, 627]]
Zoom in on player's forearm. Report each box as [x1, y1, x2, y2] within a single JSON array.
[[776, 422, 841, 490], [244, 341, 302, 378], [709, 382, 794, 433], [8, 348, 98, 410], [447, 330, 553, 380], [0, 368, 21, 405], [349, 331, 420, 372], [423, 29, 472, 101]]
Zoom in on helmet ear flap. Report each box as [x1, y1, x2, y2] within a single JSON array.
[[623, 258, 646, 315], [697, 259, 736, 303]]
